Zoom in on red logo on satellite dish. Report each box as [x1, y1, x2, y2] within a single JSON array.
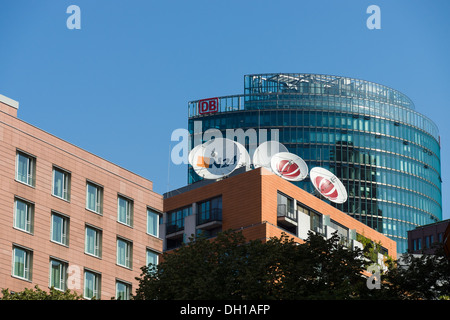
[[198, 97, 219, 115], [314, 176, 338, 200], [276, 160, 301, 180]]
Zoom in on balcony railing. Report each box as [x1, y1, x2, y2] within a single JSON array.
[[197, 208, 222, 226], [277, 204, 297, 222], [166, 221, 184, 234], [312, 224, 326, 237]]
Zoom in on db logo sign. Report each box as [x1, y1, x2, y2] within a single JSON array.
[[198, 97, 219, 115]]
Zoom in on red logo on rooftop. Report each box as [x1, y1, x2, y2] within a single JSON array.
[[199, 97, 219, 115], [314, 176, 339, 200], [276, 160, 301, 180]]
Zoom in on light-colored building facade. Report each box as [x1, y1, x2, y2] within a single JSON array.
[[0, 94, 163, 299]]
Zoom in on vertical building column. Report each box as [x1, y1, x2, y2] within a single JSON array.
[[184, 203, 197, 243]]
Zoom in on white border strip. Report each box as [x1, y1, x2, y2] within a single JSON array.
[[0, 94, 19, 109]]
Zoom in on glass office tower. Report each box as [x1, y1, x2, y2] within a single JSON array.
[[188, 73, 442, 253]]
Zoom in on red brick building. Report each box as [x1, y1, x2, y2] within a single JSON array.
[[407, 219, 450, 254], [163, 167, 397, 261]]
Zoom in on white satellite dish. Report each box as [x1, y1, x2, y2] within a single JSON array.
[[270, 152, 308, 181], [309, 167, 348, 204], [252, 141, 288, 171], [189, 138, 243, 180], [235, 141, 251, 171], [188, 143, 203, 168]]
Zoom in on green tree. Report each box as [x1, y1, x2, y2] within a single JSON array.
[[133, 230, 368, 300], [1, 285, 84, 300], [378, 244, 450, 300]]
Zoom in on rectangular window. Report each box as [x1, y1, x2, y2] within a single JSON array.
[[311, 211, 324, 235], [12, 246, 32, 281], [84, 270, 101, 300], [197, 197, 222, 225], [117, 238, 132, 269], [277, 192, 296, 221], [85, 225, 102, 258], [146, 249, 159, 273], [167, 206, 191, 234], [147, 208, 159, 237], [51, 212, 69, 246], [86, 181, 103, 214], [16, 151, 36, 186], [14, 198, 34, 234], [117, 195, 133, 226], [53, 167, 70, 201], [115, 280, 131, 300], [49, 259, 68, 291]]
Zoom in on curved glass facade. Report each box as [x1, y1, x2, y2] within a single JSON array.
[[188, 73, 442, 253]]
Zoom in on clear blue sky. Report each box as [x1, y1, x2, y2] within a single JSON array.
[[0, 0, 449, 220]]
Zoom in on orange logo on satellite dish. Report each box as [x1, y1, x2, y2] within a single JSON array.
[[196, 156, 211, 168]]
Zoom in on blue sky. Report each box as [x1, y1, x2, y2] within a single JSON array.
[[0, 0, 449, 220]]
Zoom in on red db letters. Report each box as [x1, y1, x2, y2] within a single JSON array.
[[198, 97, 219, 115]]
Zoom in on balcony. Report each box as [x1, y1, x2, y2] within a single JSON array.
[[197, 208, 222, 230], [166, 219, 184, 240], [277, 204, 298, 225], [312, 224, 326, 237], [277, 204, 298, 235]]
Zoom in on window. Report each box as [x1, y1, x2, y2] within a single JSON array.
[[84, 270, 101, 299], [167, 206, 191, 234], [53, 167, 70, 201], [49, 259, 68, 291], [146, 249, 159, 267], [14, 198, 34, 234], [330, 219, 349, 246], [147, 208, 159, 237], [117, 238, 132, 269], [12, 246, 32, 281], [85, 225, 102, 258], [277, 192, 295, 220], [86, 181, 103, 214], [117, 195, 133, 226], [115, 280, 131, 300], [51, 212, 69, 246], [311, 211, 324, 235], [16, 151, 36, 186], [197, 197, 222, 225]]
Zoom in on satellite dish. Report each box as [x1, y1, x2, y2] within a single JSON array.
[[252, 141, 288, 171], [309, 167, 348, 204], [270, 152, 308, 181], [189, 138, 243, 179], [188, 143, 203, 167]]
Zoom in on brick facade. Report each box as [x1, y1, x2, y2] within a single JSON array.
[[0, 97, 163, 299]]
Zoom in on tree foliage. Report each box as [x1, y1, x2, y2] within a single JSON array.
[[1, 285, 84, 300], [375, 244, 450, 300], [133, 230, 369, 300], [134, 230, 450, 300]]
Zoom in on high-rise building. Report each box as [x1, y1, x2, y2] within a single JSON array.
[[0, 94, 163, 299], [187, 73, 442, 254]]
